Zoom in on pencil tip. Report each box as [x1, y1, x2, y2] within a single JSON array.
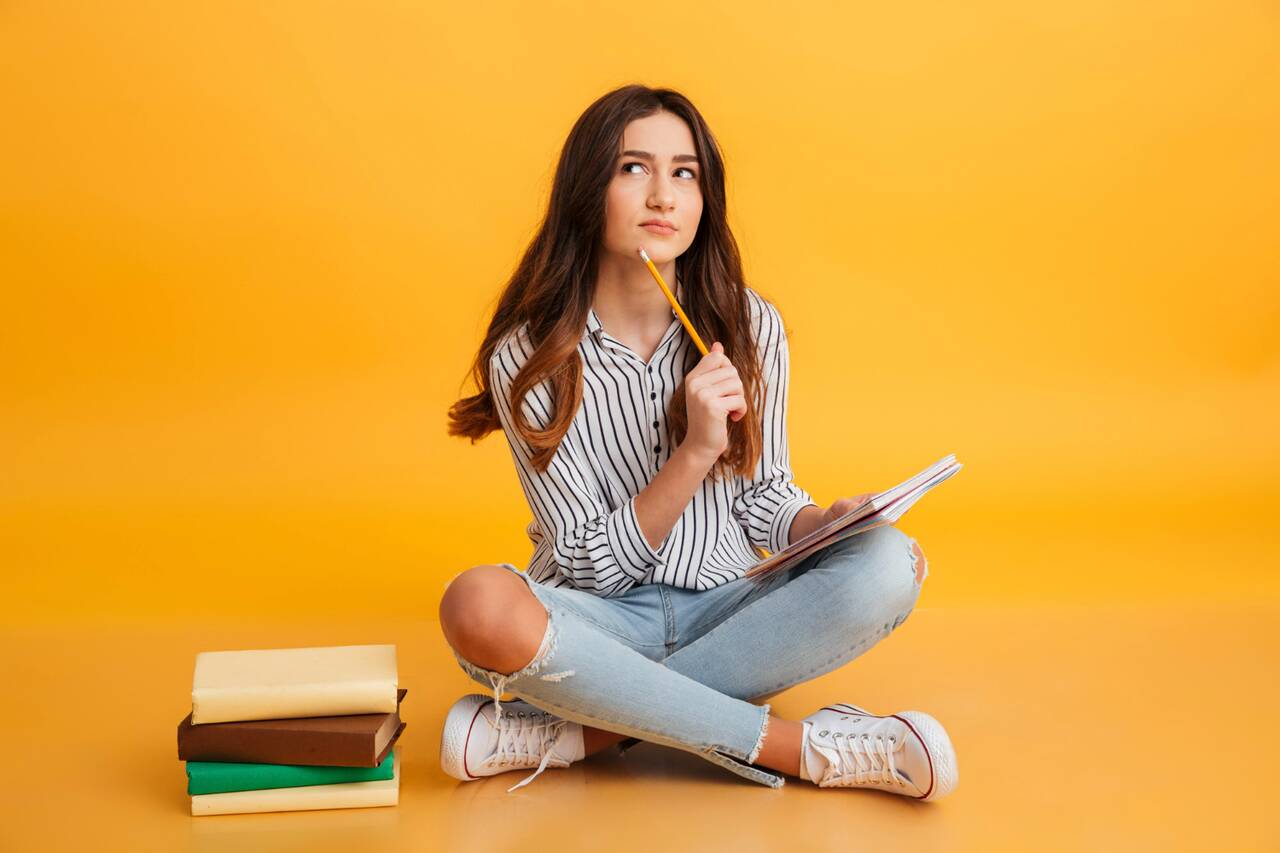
[[638, 247, 650, 262]]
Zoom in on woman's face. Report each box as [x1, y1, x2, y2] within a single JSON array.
[[602, 111, 703, 267]]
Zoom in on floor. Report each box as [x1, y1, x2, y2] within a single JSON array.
[[1, 600, 1276, 852]]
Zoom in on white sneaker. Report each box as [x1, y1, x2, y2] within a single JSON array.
[[440, 694, 585, 792], [800, 703, 958, 801]]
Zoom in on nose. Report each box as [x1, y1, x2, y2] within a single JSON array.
[[647, 171, 675, 210]]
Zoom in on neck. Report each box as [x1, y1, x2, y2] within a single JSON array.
[[592, 251, 681, 335]]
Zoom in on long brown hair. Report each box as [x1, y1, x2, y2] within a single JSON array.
[[447, 84, 766, 482]]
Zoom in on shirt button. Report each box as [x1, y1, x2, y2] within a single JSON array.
[[650, 392, 657, 400], [654, 444, 661, 453], [652, 420, 659, 428]]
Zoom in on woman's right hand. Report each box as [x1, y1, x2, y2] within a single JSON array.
[[681, 341, 747, 462]]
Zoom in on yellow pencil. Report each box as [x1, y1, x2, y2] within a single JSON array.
[[637, 247, 709, 356]]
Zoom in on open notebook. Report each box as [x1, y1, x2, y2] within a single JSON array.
[[745, 453, 963, 581]]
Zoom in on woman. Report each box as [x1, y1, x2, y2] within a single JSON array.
[[441, 84, 957, 799]]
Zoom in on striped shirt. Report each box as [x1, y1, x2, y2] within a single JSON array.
[[488, 287, 817, 598]]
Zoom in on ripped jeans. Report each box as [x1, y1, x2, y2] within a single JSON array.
[[447, 524, 928, 790]]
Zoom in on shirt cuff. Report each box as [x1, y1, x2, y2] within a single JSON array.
[[608, 494, 669, 581], [769, 495, 820, 553]]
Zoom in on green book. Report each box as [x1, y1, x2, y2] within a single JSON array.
[[186, 749, 394, 795]]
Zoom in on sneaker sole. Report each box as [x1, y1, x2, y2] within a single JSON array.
[[440, 693, 493, 781]]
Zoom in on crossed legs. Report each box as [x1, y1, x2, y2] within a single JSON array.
[[439, 528, 927, 780]]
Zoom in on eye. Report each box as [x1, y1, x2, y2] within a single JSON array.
[[620, 162, 698, 180]]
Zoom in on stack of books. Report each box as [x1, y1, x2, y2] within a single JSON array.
[[177, 644, 405, 816]]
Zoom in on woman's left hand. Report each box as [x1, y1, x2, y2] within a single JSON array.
[[819, 493, 874, 527]]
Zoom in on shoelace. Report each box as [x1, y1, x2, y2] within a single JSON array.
[[819, 730, 905, 788], [484, 708, 571, 793]]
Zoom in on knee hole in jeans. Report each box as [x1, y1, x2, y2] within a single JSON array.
[[440, 564, 549, 674]]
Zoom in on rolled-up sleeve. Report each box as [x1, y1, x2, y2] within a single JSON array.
[[732, 299, 818, 554], [489, 342, 667, 597]]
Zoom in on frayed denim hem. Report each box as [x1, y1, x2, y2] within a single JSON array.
[[701, 745, 785, 788], [747, 703, 770, 765], [696, 702, 784, 789]]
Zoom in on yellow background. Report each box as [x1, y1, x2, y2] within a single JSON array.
[[4, 1, 1274, 620], [1, 2, 1277, 850]]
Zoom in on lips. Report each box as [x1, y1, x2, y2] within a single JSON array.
[[640, 221, 676, 235]]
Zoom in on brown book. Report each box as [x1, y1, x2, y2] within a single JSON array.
[[178, 689, 406, 767]]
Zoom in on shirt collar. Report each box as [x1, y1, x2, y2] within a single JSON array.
[[585, 305, 604, 340]]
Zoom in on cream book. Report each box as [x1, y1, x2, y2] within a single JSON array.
[[191, 644, 398, 725], [191, 747, 400, 816]]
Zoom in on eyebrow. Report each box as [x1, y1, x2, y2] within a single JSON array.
[[619, 149, 700, 164]]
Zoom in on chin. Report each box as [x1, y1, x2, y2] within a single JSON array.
[[640, 243, 688, 264]]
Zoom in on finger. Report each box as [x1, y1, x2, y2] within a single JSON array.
[[691, 382, 744, 411], [706, 377, 745, 399], [694, 352, 731, 374], [700, 365, 741, 385], [836, 496, 871, 516], [713, 394, 747, 417], [700, 344, 732, 364], [706, 371, 744, 391], [688, 366, 739, 394], [837, 497, 865, 513]]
